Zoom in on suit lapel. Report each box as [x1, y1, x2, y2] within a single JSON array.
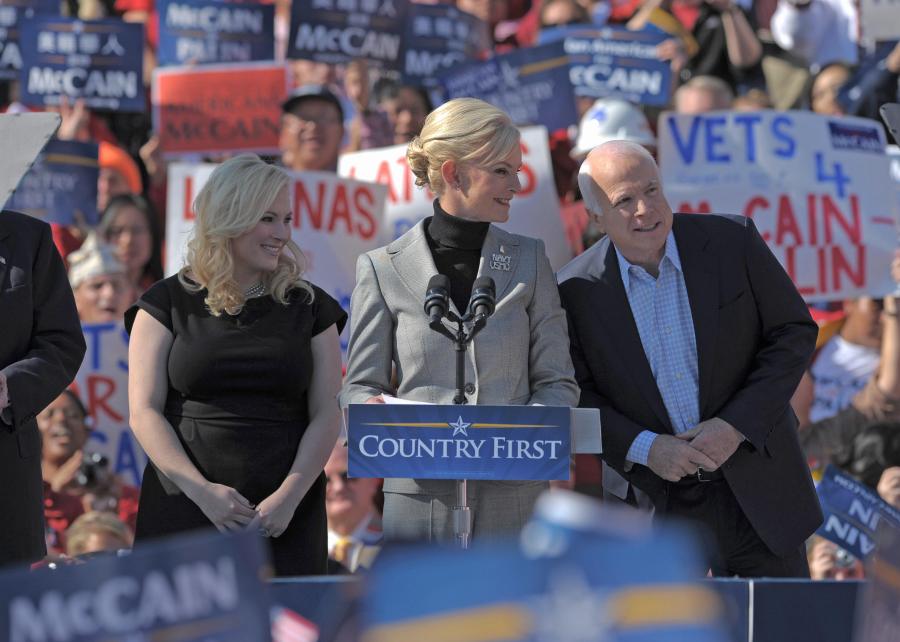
[[476, 225, 519, 300], [591, 239, 672, 432], [673, 216, 719, 416], [389, 221, 451, 310]]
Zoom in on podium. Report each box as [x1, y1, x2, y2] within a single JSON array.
[[346, 403, 601, 547]]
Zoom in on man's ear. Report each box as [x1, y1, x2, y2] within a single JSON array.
[[586, 208, 605, 234]]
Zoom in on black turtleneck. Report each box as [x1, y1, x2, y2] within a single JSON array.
[[424, 200, 490, 313]]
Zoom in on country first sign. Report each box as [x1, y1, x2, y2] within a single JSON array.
[[348, 404, 571, 481]]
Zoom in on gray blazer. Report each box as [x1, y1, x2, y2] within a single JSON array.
[[340, 220, 579, 495]]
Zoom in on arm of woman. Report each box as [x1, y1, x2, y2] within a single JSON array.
[[526, 240, 580, 408], [340, 253, 396, 405], [128, 310, 257, 531], [717, 1, 763, 69], [255, 325, 343, 538]]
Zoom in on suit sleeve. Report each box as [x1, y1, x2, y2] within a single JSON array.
[[526, 240, 579, 407], [339, 253, 396, 407], [716, 218, 817, 451], [2, 222, 86, 430]]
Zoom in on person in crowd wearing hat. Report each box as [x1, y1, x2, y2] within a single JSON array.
[[324, 440, 382, 573], [279, 84, 346, 173], [340, 98, 578, 543], [98, 142, 144, 212], [559, 141, 822, 577], [68, 233, 132, 324], [1, 209, 86, 568], [98, 194, 164, 296], [571, 99, 658, 162], [126, 155, 345, 576]]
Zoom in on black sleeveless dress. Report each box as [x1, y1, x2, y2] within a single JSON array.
[[125, 276, 346, 576]]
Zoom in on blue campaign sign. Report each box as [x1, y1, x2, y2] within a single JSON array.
[[815, 465, 900, 560], [0, 0, 57, 81], [157, 0, 275, 67], [348, 404, 571, 481], [6, 139, 99, 225], [363, 521, 730, 642], [288, 0, 409, 70], [541, 25, 671, 106], [18, 17, 145, 112], [437, 41, 578, 133], [0, 530, 273, 642], [402, 3, 488, 86]]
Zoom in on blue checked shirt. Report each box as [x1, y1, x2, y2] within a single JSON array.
[[617, 234, 700, 466]]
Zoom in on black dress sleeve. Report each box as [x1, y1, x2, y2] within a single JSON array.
[[309, 284, 348, 337], [125, 278, 174, 335]]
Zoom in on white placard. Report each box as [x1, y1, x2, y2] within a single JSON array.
[[338, 126, 573, 269], [658, 110, 899, 301]]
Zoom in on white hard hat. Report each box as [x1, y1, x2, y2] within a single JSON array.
[[571, 98, 656, 159]]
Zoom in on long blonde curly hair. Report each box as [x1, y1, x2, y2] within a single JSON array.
[[178, 154, 313, 316]]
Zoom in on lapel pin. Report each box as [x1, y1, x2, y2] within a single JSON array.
[[490, 252, 511, 272]]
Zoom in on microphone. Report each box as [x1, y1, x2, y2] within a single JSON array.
[[467, 276, 496, 322], [424, 274, 451, 324]]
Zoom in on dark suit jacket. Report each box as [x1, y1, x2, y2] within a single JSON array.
[[558, 213, 823, 556], [0, 210, 85, 567]]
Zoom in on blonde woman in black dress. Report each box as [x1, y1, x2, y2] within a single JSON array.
[[127, 155, 345, 575]]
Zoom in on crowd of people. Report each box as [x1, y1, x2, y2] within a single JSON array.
[[1, 0, 899, 585]]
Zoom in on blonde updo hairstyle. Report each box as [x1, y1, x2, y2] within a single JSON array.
[[178, 154, 313, 316], [406, 97, 520, 195]]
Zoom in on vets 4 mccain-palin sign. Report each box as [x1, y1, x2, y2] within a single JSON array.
[[347, 404, 571, 480]]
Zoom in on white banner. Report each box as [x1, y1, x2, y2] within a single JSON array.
[[72, 323, 147, 488], [337, 126, 573, 269], [658, 110, 899, 301], [860, 0, 900, 41], [165, 164, 387, 353]]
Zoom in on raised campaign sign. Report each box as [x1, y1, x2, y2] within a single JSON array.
[[6, 139, 99, 226], [18, 17, 145, 111], [338, 125, 573, 269], [347, 404, 571, 481], [659, 110, 900, 301], [542, 25, 671, 106], [401, 3, 488, 86], [437, 41, 578, 134], [0, 530, 273, 642], [0, 0, 58, 81], [816, 465, 900, 560], [157, 0, 276, 67], [153, 62, 287, 157]]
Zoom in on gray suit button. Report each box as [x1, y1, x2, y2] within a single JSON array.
[[464, 383, 475, 394]]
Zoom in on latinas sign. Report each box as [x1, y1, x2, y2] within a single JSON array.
[[347, 404, 571, 480]]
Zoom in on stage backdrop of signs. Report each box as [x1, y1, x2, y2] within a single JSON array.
[[0, 0, 58, 81], [860, 0, 900, 42], [0, 530, 272, 642], [71, 322, 147, 488], [338, 126, 573, 269], [18, 17, 145, 111], [157, 0, 275, 67], [437, 41, 578, 134], [6, 139, 98, 226], [362, 522, 729, 642], [401, 3, 488, 87], [540, 25, 671, 106], [658, 110, 899, 301], [348, 404, 571, 481], [815, 465, 900, 560], [153, 62, 287, 158], [165, 164, 387, 352], [288, 0, 409, 70]]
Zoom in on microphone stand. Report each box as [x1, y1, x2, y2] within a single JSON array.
[[428, 311, 488, 549]]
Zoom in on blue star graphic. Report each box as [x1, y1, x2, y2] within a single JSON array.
[[449, 416, 471, 437]]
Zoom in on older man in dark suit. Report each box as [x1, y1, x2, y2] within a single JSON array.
[[558, 141, 822, 577], [1, 210, 86, 568]]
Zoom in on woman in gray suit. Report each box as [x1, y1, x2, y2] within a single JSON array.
[[340, 98, 579, 542]]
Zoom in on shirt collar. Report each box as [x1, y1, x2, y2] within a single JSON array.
[[615, 232, 682, 290]]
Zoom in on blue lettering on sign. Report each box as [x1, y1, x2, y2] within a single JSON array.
[[772, 115, 796, 158], [815, 152, 851, 198], [82, 322, 118, 371], [734, 113, 763, 163], [704, 116, 729, 163], [666, 115, 702, 165]]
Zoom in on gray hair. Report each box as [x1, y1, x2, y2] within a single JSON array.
[[577, 141, 658, 216]]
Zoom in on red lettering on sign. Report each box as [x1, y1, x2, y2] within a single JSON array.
[[823, 194, 861, 244], [354, 187, 376, 240], [678, 201, 712, 215], [294, 181, 328, 230], [775, 195, 802, 245], [784, 245, 866, 297], [184, 176, 195, 220], [330, 184, 353, 234], [374, 161, 398, 203], [86, 375, 124, 424], [396, 156, 414, 203]]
